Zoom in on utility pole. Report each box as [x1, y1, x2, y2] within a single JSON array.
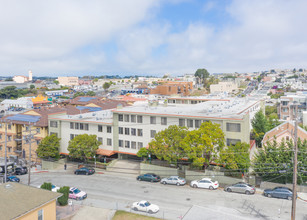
[[2, 120, 10, 183], [24, 122, 37, 186], [291, 103, 298, 220]]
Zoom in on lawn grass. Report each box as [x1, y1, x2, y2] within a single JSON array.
[[112, 210, 161, 220]]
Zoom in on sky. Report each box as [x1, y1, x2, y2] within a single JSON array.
[[0, 0, 307, 77]]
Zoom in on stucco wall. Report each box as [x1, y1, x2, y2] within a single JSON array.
[[19, 200, 57, 220]]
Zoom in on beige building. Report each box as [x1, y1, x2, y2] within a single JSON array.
[[0, 182, 61, 220], [210, 82, 238, 94], [57, 76, 79, 86]]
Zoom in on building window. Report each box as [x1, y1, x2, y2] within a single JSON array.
[[226, 138, 241, 146], [8, 124, 11, 130], [98, 125, 103, 132], [226, 123, 241, 132], [150, 116, 156, 124], [98, 137, 103, 144], [50, 132, 58, 137], [286, 136, 290, 141], [8, 147, 11, 152], [119, 127, 123, 134], [8, 135, 12, 141], [138, 142, 143, 149], [0, 123, 2, 128], [0, 134, 2, 139], [161, 117, 167, 125], [187, 119, 193, 128], [0, 146, 2, 151], [84, 124, 89, 131], [107, 138, 112, 146], [179, 119, 185, 127], [36, 140, 40, 145], [70, 134, 75, 140], [70, 122, 74, 129], [150, 130, 156, 138], [131, 141, 136, 149], [137, 115, 143, 123], [125, 127, 130, 135], [131, 128, 136, 136], [107, 126, 112, 133], [137, 129, 143, 136], [124, 115, 130, 122], [38, 209, 43, 220], [282, 108, 288, 113], [75, 123, 79, 130], [119, 140, 123, 147], [131, 115, 136, 123], [118, 114, 123, 121], [195, 120, 201, 128], [125, 140, 130, 148], [80, 123, 84, 130], [50, 121, 58, 128]]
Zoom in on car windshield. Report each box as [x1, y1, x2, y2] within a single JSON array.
[[144, 202, 151, 207], [73, 188, 81, 194]]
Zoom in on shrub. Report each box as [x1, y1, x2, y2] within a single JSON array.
[[57, 186, 70, 206], [40, 182, 52, 191]]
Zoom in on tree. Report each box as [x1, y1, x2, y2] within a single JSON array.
[[136, 147, 149, 160], [103, 82, 111, 91], [68, 134, 101, 161], [40, 182, 52, 191], [36, 134, 61, 160], [57, 186, 70, 206], [194, 69, 209, 85], [30, 84, 35, 89], [73, 91, 85, 98], [148, 125, 189, 165], [183, 121, 225, 168], [53, 80, 59, 85], [219, 142, 250, 170], [251, 110, 268, 147], [86, 91, 96, 96]]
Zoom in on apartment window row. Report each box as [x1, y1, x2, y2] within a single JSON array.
[[70, 122, 89, 131], [118, 114, 143, 123], [118, 127, 143, 136], [119, 140, 143, 149], [50, 120, 58, 128], [98, 125, 112, 133], [226, 123, 241, 132], [178, 118, 208, 128]]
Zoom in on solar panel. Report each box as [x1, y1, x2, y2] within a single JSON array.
[[7, 114, 41, 123], [76, 106, 102, 112], [78, 97, 96, 102]]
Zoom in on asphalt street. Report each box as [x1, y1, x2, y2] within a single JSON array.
[[18, 171, 307, 220]]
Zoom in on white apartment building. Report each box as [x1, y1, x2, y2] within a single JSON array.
[[210, 82, 238, 94], [57, 77, 79, 86]]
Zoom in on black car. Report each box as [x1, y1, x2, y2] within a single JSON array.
[[137, 173, 161, 182], [74, 167, 95, 175], [14, 166, 28, 175], [263, 187, 294, 200]]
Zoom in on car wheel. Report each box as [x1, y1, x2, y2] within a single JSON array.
[[75, 172, 78, 175], [193, 184, 198, 188], [162, 181, 167, 185], [287, 196, 292, 200], [137, 178, 141, 181], [245, 191, 250, 195], [264, 193, 268, 197], [227, 188, 232, 192], [133, 207, 138, 211], [209, 186, 214, 190], [176, 182, 180, 186], [148, 210, 153, 214], [151, 179, 154, 183], [86, 172, 89, 175], [268, 194, 272, 198]]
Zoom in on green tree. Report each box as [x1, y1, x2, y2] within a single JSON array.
[[68, 134, 101, 162], [57, 186, 70, 206], [53, 80, 59, 85], [36, 134, 61, 160], [103, 82, 111, 91], [194, 69, 209, 85], [267, 113, 281, 130], [183, 121, 225, 168], [73, 91, 86, 98], [251, 110, 268, 147], [40, 182, 52, 191], [219, 142, 250, 170], [148, 125, 188, 165], [30, 84, 35, 89], [136, 147, 149, 160], [86, 91, 96, 96]]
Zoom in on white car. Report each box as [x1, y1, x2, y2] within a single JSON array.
[[38, 184, 60, 192], [190, 178, 219, 190], [132, 200, 159, 214]]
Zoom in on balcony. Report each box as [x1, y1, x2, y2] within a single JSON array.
[[14, 135, 23, 142], [14, 146, 22, 154]]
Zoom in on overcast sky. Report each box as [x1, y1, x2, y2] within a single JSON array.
[[0, 0, 307, 77]]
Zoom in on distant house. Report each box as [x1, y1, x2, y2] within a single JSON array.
[[0, 182, 61, 220]]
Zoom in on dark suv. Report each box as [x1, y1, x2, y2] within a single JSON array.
[[137, 173, 161, 182], [14, 166, 28, 175], [74, 167, 95, 175]]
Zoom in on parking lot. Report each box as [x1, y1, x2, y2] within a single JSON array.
[[18, 170, 307, 220]]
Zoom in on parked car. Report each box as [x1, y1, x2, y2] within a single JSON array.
[[224, 182, 255, 195], [39, 184, 60, 192], [263, 187, 294, 200], [74, 167, 95, 175], [14, 166, 28, 175], [132, 200, 159, 214], [69, 187, 87, 200], [7, 175, 20, 182], [160, 176, 186, 186], [190, 178, 219, 190], [137, 173, 161, 182]]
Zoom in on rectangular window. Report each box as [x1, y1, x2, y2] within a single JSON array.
[[0, 134, 2, 139], [131, 115, 136, 123], [50, 121, 58, 128], [8, 135, 12, 141], [226, 138, 241, 146], [179, 119, 185, 127], [84, 124, 89, 131], [124, 115, 130, 122], [80, 123, 84, 130], [125, 140, 130, 148], [150, 116, 156, 124], [226, 123, 241, 132], [70, 134, 74, 140], [8, 124, 11, 130], [161, 117, 167, 125], [70, 122, 74, 129], [36, 128, 41, 134], [125, 127, 130, 135], [98, 125, 103, 132], [138, 142, 143, 149], [118, 114, 123, 121], [0, 123, 2, 128], [150, 130, 156, 138], [107, 138, 112, 146], [137, 129, 143, 136], [187, 119, 193, 128], [75, 123, 79, 130], [0, 146, 2, 151], [98, 137, 103, 144], [38, 209, 43, 220], [119, 140, 123, 147], [8, 147, 11, 152], [107, 126, 112, 133], [36, 140, 40, 145], [119, 127, 123, 134], [195, 120, 201, 128], [131, 141, 136, 149], [131, 128, 136, 136], [137, 115, 143, 123]]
